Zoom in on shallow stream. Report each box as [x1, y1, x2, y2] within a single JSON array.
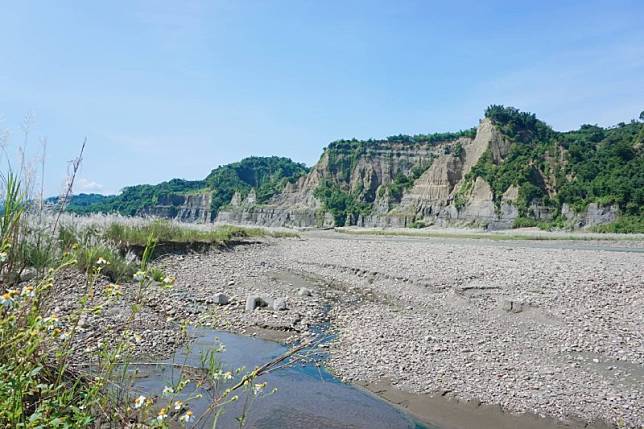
[[131, 327, 431, 428]]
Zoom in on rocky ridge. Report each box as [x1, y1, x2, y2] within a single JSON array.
[[217, 117, 624, 229]]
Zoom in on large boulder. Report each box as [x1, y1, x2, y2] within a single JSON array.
[[297, 287, 313, 297], [272, 298, 288, 311], [213, 293, 229, 305], [246, 295, 267, 312], [20, 268, 37, 282], [245, 295, 283, 312], [501, 299, 525, 313]]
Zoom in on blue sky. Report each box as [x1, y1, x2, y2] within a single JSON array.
[[1, 0, 643, 196]]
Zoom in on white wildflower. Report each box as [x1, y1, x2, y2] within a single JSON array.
[[1, 290, 18, 307], [44, 313, 59, 325], [133, 270, 146, 282], [1, 292, 13, 306], [178, 410, 193, 423], [0, 251, 7, 263], [96, 257, 108, 266], [133, 395, 146, 409], [162, 385, 174, 396], [20, 285, 35, 298], [253, 382, 267, 395], [173, 400, 183, 410]]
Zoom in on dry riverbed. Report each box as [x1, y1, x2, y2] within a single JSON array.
[[57, 232, 643, 428]]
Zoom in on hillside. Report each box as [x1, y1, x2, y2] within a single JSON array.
[[60, 156, 309, 222], [218, 106, 644, 232]]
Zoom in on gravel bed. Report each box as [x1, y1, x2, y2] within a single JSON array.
[[257, 233, 643, 428], [51, 233, 643, 427]]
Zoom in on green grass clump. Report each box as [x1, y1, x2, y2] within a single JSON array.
[[71, 244, 136, 282], [408, 220, 427, 229], [512, 217, 539, 228], [103, 220, 294, 246], [591, 216, 644, 233]]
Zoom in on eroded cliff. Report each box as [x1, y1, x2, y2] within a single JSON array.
[[217, 108, 641, 230]]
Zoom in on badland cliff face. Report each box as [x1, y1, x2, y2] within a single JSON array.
[[139, 193, 212, 223], [125, 104, 643, 230], [217, 117, 620, 229]]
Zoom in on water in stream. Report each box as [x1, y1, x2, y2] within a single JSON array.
[[131, 327, 431, 428]]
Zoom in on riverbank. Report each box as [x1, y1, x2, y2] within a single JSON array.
[[335, 225, 644, 242], [359, 380, 614, 429], [161, 231, 640, 428], [54, 231, 643, 428]]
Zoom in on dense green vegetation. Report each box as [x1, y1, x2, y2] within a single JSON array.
[[58, 179, 205, 216], [46, 193, 108, 209], [60, 157, 308, 219], [327, 128, 476, 150], [205, 156, 308, 216], [313, 179, 371, 226], [458, 105, 644, 229]]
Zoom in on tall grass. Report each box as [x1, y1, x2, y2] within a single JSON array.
[[13, 213, 295, 282], [104, 220, 268, 246], [0, 132, 284, 426], [0, 173, 27, 282], [1, 184, 274, 426]]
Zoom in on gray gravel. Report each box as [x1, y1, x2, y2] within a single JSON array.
[[53, 232, 643, 427], [189, 232, 642, 428], [280, 233, 644, 428]]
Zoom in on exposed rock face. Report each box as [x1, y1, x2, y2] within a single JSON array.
[[561, 203, 620, 229], [398, 148, 465, 218], [216, 118, 519, 228], [455, 177, 498, 222], [217, 206, 334, 228], [216, 117, 622, 230], [139, 193, 212, 223], [380, 118, 515, 228], [218, 140, 449, 227]]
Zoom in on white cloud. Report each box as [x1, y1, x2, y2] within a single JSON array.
[[75, 178, 105, 194]]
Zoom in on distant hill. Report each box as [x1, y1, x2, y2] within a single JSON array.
[[59, 156, 308, 220], [46, 193, 109, 208]]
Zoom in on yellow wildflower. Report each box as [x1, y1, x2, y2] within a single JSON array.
[[156, 407, 168, 421]]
